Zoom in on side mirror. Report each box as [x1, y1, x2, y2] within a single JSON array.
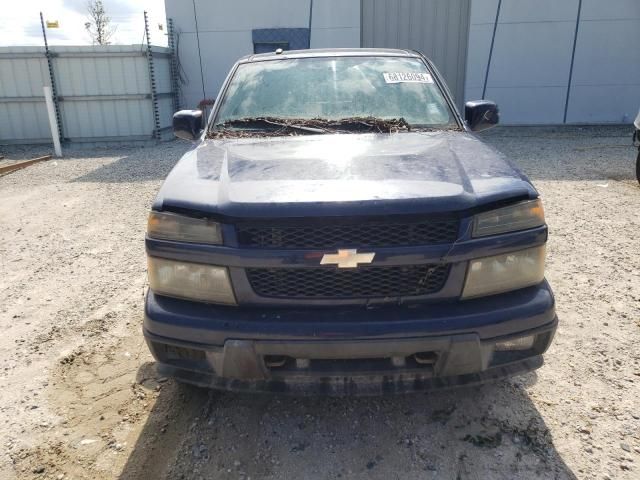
[[465, 100, 499, 132], [173, 110, 204, 141]]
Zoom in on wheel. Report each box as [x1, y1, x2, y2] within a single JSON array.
[[636, 150, 640, 184]]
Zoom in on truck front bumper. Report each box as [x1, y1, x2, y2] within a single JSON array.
[[143, 282, 557, 396]]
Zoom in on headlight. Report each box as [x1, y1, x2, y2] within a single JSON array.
[[147, 211, 222, 244], [462, 245, 546, 299], [148, 257, 236, 305], [473, 199, 544, 237]]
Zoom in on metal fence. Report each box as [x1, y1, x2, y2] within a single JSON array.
[[0, 44, 178, 145]]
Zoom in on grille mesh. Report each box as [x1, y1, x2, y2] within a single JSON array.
[[236, 219, 459, 249], [247, 264, 450, 299]]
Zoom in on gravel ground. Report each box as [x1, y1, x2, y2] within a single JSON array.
[[0, 127, 639, 480]]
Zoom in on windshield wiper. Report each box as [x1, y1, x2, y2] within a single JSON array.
[[215, 117, 328, 135]]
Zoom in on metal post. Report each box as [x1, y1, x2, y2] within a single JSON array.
[[40, 12, 64, 141], [144, 11, 162, 140], [308, 0, 314, 48], [564, 0, 583, 124], [482, 0, 502, 100], [43, 86, 62, 157], [192, 0, 206, 102], [167, 18, 181, 113]]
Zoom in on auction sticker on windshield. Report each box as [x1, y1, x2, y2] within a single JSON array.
[[383, 72, 433, 84]]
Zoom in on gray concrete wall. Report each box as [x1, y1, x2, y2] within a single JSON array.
[[466, 0, 640, 125], [165, 0, 360, 110]]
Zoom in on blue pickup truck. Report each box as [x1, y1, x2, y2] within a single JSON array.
[[144, 48, 557, 395]]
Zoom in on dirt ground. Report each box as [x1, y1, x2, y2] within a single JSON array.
[[0, 127, 639, 480]]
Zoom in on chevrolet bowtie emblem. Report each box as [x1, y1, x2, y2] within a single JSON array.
[[320, 249, 376, 269]]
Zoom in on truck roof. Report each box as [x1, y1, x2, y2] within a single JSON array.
[[241, 48, 420, 64]]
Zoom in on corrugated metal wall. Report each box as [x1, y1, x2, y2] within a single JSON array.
[[0, 45, 175, 144], [361, 0, 471, 108], [0, 47, 53, 143]]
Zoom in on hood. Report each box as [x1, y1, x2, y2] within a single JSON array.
[[154, 132, 537, 218]]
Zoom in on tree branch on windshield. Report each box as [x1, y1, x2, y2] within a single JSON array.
[[208, 116, 421, 139]]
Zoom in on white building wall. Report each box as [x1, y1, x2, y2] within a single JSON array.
[[166, 0, 639, 125], [466, 0, 640, 125], [311, 0, 361, 49], [165, 0, 360, 110], [566, 0, 640, 123]]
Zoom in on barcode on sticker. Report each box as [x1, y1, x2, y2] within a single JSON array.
[[383, 72, 433, 84]]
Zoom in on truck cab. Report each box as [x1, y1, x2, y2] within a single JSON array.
[[143, 48, 557, 395]]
